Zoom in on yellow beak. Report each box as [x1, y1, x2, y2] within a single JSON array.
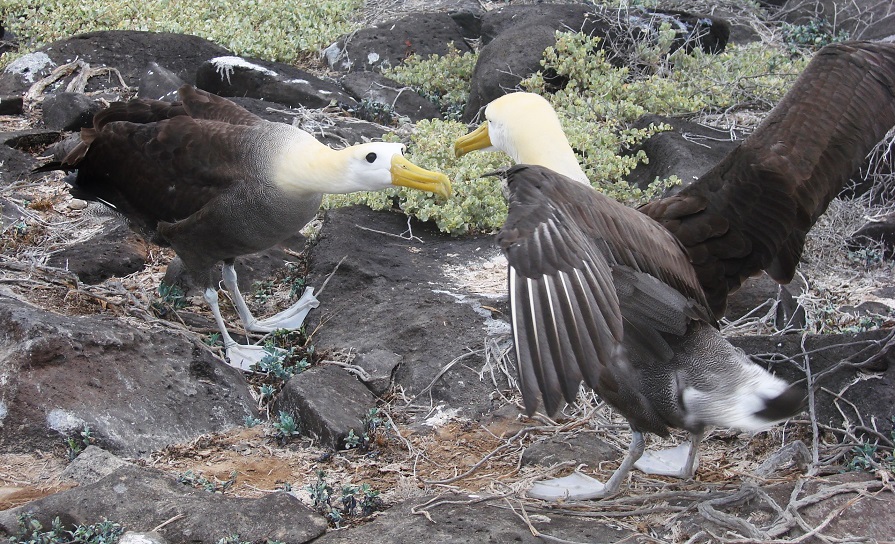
[[390, 154, 452, 199], [453, 122, 492, 157]]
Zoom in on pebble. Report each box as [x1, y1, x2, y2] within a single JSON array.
[[68, 198, 88, 210]]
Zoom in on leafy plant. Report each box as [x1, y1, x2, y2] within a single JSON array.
[[350, 98, 400, 126], [382, 43, 478, 119], [272, 410, 301, 443], [782, 19, 849, 53], [243, 415, 261, 428], [1, 0, 362, 68], [204, 332, 222, 347], [10, 513, 123, 544], [151, 282, 188, 317], [306, 471, 382, 528], [344, 408, 384, 450], [65, 424, 94, 460], [252, 343, 308, 381], [845, 417, 895, 472]]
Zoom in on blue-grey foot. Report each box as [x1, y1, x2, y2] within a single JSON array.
[[526, 431, 648, 501], [634, 432, 702, 479], [222, 263, 320, 333]]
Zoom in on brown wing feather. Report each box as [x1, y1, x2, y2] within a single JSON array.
[[48, 85, 262, 174], [176, 84, 265, 127], [640, 41, 895, 318], [67, 112, 265, 233], [500, 164, 712, 417]]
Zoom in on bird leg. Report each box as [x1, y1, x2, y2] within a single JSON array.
[[221, 263, 319, 333], [633, 430, 703, 479], [204, 287, 279, 372], [527, 431, 646, 501]]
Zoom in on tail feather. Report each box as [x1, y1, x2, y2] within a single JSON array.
[[681, 359, 804, 432], [754, 383, 806, 423], [32, 131, 92, 174]]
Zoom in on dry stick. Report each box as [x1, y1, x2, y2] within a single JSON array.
[[764, 480, 888, 541], [800, 333, 821, 470], [410, 492, 512, 522], [412, 348, 482, 406], [354, 223, 425, 243], [504, 497, 596, 544], [151, 514, 185, 532], [319, 359, 372, 381], [381, 407, 415, 455], [697, 485, 768, 541], [314, 254, 347, 299]]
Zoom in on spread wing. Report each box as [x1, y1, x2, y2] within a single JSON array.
[[499, 164, 712, 417], [640, 41, 895, 317]]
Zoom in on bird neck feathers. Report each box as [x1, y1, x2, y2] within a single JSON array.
[[494, 106, 589, 185], [270, 131, 368, 195], [514, 134, 589, 185]]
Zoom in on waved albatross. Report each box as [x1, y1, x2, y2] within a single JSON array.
[[453, 41, 895, 499], [37, 84, 451, 371]]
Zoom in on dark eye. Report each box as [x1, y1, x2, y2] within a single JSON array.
[[365, 152, 377, 163]]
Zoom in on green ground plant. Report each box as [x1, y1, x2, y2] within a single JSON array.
[[306, 470, 383, 528], [382, 43, 478, 120], [65, 424, 94, 460], [9, 514, 123, 544], [272, 410, 301, 444], [782, 19, 850, 53], [0, 0, 362, 67]]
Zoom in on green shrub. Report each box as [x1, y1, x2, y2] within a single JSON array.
[[782, 19, 849, 53], [0, 0, 362, 67], [381, 43, 478, 119], [10, 514, 123, 544]]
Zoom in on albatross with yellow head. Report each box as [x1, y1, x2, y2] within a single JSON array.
[[453, 41, 895, 500], [37, 84, 451, 371]]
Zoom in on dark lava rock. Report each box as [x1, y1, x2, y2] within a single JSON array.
[[0, 144, 35, 187], [138, 62, 186, 101], [274, 365, 378, 450], [46, 219, 149, 284], [0, 95, 22, 115], [847, 211, 895, 258], [305, 206, 506, 420], [352, 348, 402, 396], [0, 464, 327, 543], [0, 31, 230, 97], [341, 71, 443, 122], [196, 55, 355, 109], [315, 494, 637, 543], [0, 295, 257, 456], [522, 432, 618, 468], [40, 92, 105, 131], [325, 13, 472, 73], [626, 114, 744, 192]]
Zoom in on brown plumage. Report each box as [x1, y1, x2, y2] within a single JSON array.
[[498, 163, 803, 499], [638, 41, 895, 317], [37, 84, 451, 370]]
